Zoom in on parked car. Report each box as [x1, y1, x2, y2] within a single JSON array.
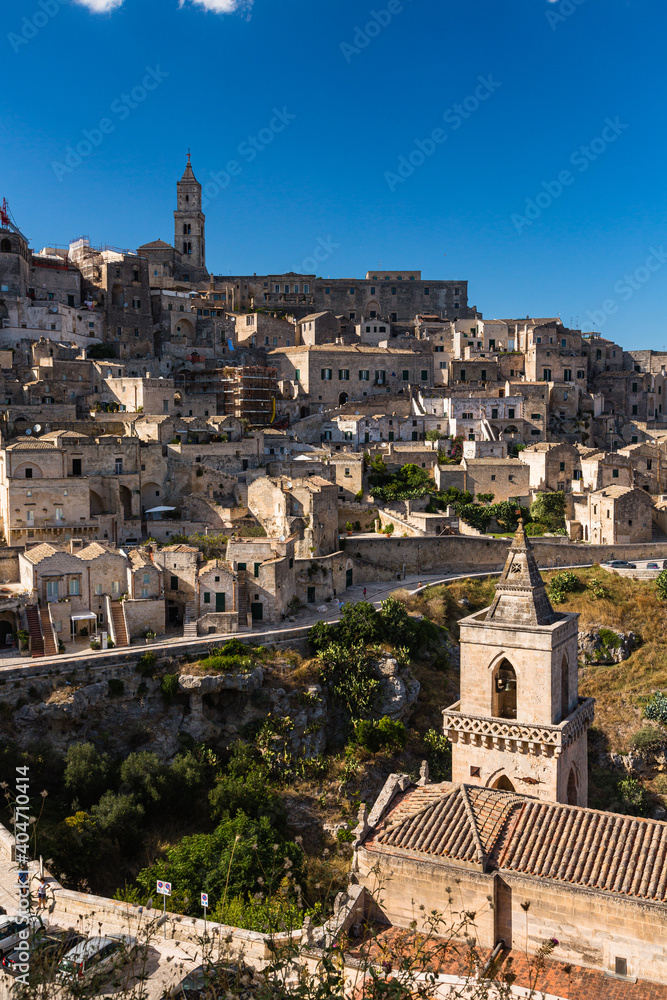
[[161, 963, 257, 999], [3, 931, 85, 977], [608, 560, 636, 569], [647, 562, 659, 569], [56, 934, 137, 984], [0, 915, 45, 957]]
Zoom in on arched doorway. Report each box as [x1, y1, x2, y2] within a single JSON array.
[[561, 655, 570, 721], [339, 392, 348, 406], [567, 766, 578, 806], [111, 284, 123, 307], [0, 612, 15, 648], [493, 775, 516, 793], [492, 659, 517, 719]]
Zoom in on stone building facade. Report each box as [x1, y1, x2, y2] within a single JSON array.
[[357, 526, 667, 986]]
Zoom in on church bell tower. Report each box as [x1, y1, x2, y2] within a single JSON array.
[[174, 154, 206, 272], [443, 521, 594, 805]]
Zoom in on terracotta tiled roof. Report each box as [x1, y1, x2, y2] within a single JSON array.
[[371, 783, 667, 904], [352, 928, 667, 1000]]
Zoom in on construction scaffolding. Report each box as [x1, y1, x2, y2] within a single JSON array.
[[174, 365, 278, 425]]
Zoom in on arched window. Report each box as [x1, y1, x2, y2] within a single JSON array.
[[111, 283, 123, 307], [493, 775, 516, 792], [339, 392, 348, 406], [567, 766, 578, 806], [0, 238, 11, 254], [493, 659, 517, 719], [561, 655, 570, 721]]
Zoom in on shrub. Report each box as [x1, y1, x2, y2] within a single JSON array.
[[598, 628, 621, 650], [656, 569, 667, 601], [645, 692, 667, 725], [107, 678, 124, 697], [617, 777, 649, 816], [424, 729, 451, 782], [354, 716, 407, 753], [548, 571, 581, 604], [524, 522, 546, 536], [160, 673, 180, 701], [135, 651, 158, 677], [630, 725, 666, 752], [318, 641, 380, 720]]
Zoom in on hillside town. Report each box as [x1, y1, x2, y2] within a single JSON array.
[[1, 164, 667, 998], [0, 162, 666, 652]]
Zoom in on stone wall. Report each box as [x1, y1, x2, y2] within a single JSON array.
[[347, 534, 667, 581], [123, 597, 166, 639]]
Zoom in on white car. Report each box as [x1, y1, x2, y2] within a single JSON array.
[[0, 914, 45, 956], [57, 934, 137, 984]]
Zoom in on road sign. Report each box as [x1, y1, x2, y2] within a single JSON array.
[[201, 893, 208, 907], [157, 880, 171, 896]]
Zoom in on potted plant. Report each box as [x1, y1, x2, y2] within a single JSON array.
[[17, 629, 30, 656], [79, 626, 89, 638], [89, 638, 101, 651], [143, 629, 156, 644]]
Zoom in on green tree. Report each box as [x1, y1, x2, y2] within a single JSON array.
[[530, 491, 566, 531], [63, 742, 110, 807], [119, 751, 167, 810], [136, 812, 302, 915], [92, 791, 145, 849], [656, 570, 667, 601]]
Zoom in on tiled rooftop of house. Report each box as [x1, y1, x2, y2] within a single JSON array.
[[349, 927, 667, 1000]]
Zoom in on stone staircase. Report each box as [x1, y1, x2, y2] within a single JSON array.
[[39, 606, 58, 657], [236, 571, 250, 630], [183, 601, 198, 639], [652, 521, 667, 543], [109, 600, 130, 648], [25, 605, 44, 658]]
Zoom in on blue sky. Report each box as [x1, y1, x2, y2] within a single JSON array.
[[3, 0, 666, 349]]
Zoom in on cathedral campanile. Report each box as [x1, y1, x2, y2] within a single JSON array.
[[443, 521, 594, 805]]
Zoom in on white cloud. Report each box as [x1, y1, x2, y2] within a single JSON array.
[[72, 0, 124, 11], [181, 0, 253, 10], [72, 0, 252, 12]]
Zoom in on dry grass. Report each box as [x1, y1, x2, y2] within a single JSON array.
[[401, 567, 667, 755], [399, 576, 498, 641], [541, 566, 667, 752]]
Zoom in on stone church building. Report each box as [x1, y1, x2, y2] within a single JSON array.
[[356, 523, 667, 985]]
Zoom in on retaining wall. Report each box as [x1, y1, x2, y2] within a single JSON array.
[[348, 535, 667, 580]]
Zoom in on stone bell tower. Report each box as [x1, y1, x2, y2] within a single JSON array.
[[443, 521, 594, 805], [174, 154, 206, 273]]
